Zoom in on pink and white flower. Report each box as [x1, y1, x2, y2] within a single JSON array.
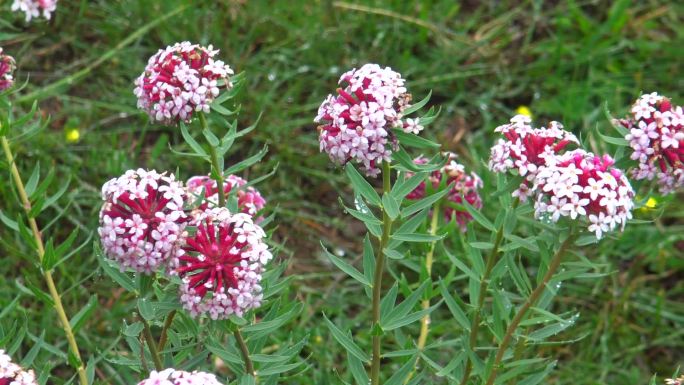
[[617, 92, 684, 194], [407, 152, 483, 231], [0, 349, 38, 385], [533, 150, 634, 239], [134, 42, 234, 125], [315, 63, 415, 177], [489, 115, 578, 200], [176, 207, 272, 320], [98, 169, 188, 274], [11, 0, 57, 22], [137, 368, 224, 385], [0, 48, 15, 92], [186, 175, 266, 216]]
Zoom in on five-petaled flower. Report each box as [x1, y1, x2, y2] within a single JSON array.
[[137, 368, 225, 385], [98, 169, 188, 274], [177, 207, 272, 320], [0, 48, 15, 92], [186, 175, 266, 217], [532, 150, 634, 239], [315, 63, 416, 177], [0, 350, 38, 385], [616, 92, 684, 194], [489, 114, 578, 200], [134, 42, 234, 125], [407, 152, 483, 231]]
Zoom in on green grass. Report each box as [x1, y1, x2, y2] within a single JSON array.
[[1, 1, 683, 384]]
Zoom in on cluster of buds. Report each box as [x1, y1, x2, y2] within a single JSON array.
[[134, 42, 234, 125], [533, 150, 634, 239], [186, 175, 266, 216], [0, 350, 37, 385], [489, 114, 578, 201], [98, 169, 188, 274], [315, 63, 417, 177], [137, 369, 224, 385], [0, 48, 15, 92], [407, 152, 483, 231], [617, 92, 684, 194], [177, 208, 272, 320], [11, 0, 57, 22]]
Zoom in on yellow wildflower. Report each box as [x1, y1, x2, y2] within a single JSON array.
[[65, 128, 80, 143], [515, 105, 532, 118]]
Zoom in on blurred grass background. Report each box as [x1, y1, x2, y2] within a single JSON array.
[[0, 0, 683, 384]]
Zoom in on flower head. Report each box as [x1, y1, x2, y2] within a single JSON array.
[[11, 0, 57, 22], [98, 169, 188, 274], [0, 48, 16, 92], [489, 115, 578, 200], [177, 207, 272, 320], [532, 150, 634, 239], [186, 175, 266, 216], [666, 375, 684, 385], [0, 349, 38, 385], [407, 152, 483, 231], [315, 63, 414, 177], [617, 92, 684, 194], [134, 42, 234, 125], [137, 368, 224, 385]]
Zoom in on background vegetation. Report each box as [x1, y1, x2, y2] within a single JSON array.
[[0, 1, 682, 384]]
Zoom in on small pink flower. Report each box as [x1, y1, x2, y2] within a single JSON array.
[[98, 169, 188, 274], [0, 48, 15, 92], [315, 63, 414, 177], [0, 349, 38, 385], [176, 207, 272, 320], [533, 150, 634, 239], [137, 368, 224, 385], [619, 92, 684, 194], [407, 152, 483, 231], [186, 175, 266, 217], [134, 42, 234, 125], [489, 115, 578, 199], [11, 0, 57, 21]]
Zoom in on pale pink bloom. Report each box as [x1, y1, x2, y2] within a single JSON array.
[[137, 368, 225, 385], [11, 0, 57, 22], [0, 349, 38, 385]]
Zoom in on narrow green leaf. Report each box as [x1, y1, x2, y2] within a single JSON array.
[[69, 295, 98, 333], [180, 121, 208, 156], [401, 90, 432, 116], [390, 171, 426, 201], [24, 163, 40, 197], [392, 232, 445, 242], [401, 187, 449, 218], [462, 200, 495, 231], [385, 356, 419, 385], [223, 145, 268, 175], [348, 352, 369, 385], [323, 314, 369, 362], [392, 129, 440, 149], [345, 163, 381, 207], [96, 243, 136, 292], [322, 243, 370, 286], [439, 282, 470, 331], [382, 193, 400, 220]]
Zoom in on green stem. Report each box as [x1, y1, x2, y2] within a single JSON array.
[[405, 203, 441, 384], [370, 160, 393, 385], [1, 136, 89, 385], [234, 329, 255, 377], [483, 233, 577, 385], [157, 310, 176, 351], [142, 318, 163, 371], [199, 113, 226, 207], [459, 200, 518, 385]]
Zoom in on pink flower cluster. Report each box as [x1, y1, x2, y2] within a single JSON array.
[[315, 63, 417, 177], [489, 114, 578, 201], [407, 152, 483, 231], [0, 350, 37, 385], [98, 169, 272, 319], [98, 169, 188, 274], [11, 0, 57, 22], [137, 369, 224, 385], [134, 42, 234, 125], [187, 175, 266, 216], [617, 92, 684, 194], [666, 375, 684, 385], [177, 208, 272, 320], [0, 48, 15, 92], [533, 150, 634, 239]]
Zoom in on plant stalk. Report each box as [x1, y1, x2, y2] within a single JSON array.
[[157, 310, 176, 351], [370, 160, 394, 385], [1, 136, 89, 385], [483, 233, 577, 385], [459, 200, 518, 385], [198, 113, 226, 207], [142, 318, 163, 371], [234, 329, 256, 377]]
